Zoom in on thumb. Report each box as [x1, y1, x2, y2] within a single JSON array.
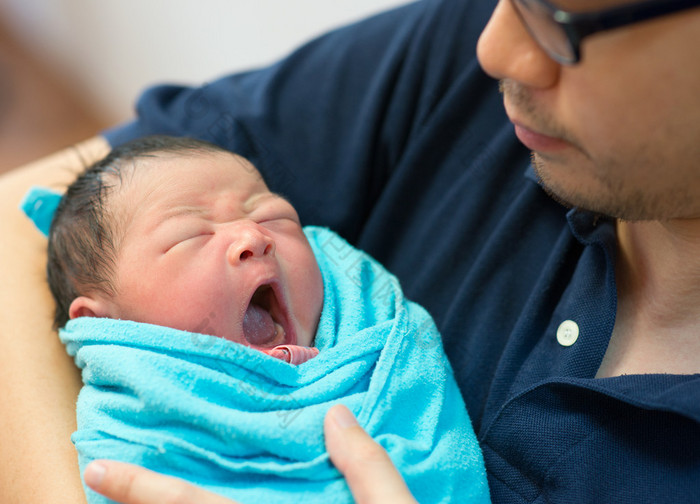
[[324, 405, 417, 504]]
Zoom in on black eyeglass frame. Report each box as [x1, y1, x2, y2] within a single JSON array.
[[511, 0, 700, 64]]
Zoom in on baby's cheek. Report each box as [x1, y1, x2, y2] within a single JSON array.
[[301, 258, 324, 336]]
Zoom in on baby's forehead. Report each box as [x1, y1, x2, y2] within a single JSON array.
[[107, 150, 270, 224], [141, 150, 260, 181], [113, 150, 261, 192]]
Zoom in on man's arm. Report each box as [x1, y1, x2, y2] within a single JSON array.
[[0, 136, 110, 503]]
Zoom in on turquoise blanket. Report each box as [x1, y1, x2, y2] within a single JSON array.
[[60, 226, 490, 504]]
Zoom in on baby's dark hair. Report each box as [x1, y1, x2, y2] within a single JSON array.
[[47, 135, 232, 330]]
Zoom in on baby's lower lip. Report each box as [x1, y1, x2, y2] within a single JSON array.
[[514, 124, 569, 152]]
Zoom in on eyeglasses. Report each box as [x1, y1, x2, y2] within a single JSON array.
[[509, 0, 700, 64]]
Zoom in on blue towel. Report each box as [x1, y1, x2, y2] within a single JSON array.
[[60, 226, 490, 504]]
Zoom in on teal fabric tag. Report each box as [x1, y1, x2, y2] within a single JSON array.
[[20, 186, 63, 237]]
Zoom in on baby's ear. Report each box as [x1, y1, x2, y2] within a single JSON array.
[[68, 296, 112, 319]]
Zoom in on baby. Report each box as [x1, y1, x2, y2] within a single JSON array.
[[48, 135, 322, 364], [40, 135, 491, 504]]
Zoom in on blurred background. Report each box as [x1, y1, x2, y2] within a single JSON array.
[[0, 0, 407, 174]]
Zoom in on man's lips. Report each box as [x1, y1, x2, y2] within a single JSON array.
[[512, 121, 570, 153], [502, 92, 570, 153]]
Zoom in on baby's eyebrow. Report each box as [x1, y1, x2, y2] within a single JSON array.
[[242, 191, 290, 211], [153, 205, 208, 229], [164, 205, 208, 218], [264, 192, 292, 205], [270, 192, 291, 203]]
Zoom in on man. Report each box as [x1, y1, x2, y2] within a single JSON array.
[[477, 0, 700, 379], [3, 0, 698, 502]]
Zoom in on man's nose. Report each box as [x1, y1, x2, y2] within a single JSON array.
[[476, 0, 560, 89], [226, 222, 276, 265]]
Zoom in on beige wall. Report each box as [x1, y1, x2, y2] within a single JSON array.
[[0, 0, 407, 125]]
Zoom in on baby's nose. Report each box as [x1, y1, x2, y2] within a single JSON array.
[[226, 223, 275, 265]]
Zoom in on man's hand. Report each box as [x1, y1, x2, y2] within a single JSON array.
[[85, 404, 417, 504], [323, 404, 418, 504], [84, 460, 237, 504]]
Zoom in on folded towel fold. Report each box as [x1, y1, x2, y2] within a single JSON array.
[[262, 345, 320, 365], [60, 226, 490, 504]]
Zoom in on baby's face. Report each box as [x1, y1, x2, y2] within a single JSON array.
[[93, 152, 323, 349]]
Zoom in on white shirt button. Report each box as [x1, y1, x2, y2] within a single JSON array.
[[556, 320, 579, 347]]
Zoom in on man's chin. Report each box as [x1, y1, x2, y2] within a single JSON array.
[[533, 161, 697, 221], [531, 157, 621, 219]]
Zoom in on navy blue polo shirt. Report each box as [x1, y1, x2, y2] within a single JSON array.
[[105, 0, 700, 501]]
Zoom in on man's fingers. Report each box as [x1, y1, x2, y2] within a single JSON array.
[[324, 405, 417, 504], [84, 460, 235, 504]]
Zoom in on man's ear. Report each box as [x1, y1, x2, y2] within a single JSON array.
[[68, 296, 113, 320]]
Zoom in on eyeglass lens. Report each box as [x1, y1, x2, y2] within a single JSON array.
[[511, 0, 577, 63]]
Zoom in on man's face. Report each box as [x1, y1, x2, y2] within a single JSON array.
[[92, 152, 323, 349], [477, 0, 700, 220]]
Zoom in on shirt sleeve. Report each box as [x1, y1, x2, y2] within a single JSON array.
[[103, 0, 494, 241]]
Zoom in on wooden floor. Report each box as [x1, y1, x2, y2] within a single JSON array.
[[0, 18, 108, 175]]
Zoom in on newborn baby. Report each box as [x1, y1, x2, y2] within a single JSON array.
[[36, 135, 490, 504], [49, 135, 322, 363]]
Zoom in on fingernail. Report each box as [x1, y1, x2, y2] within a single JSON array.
[[84, 461, 106, 488], [331, 405, 358, 429]]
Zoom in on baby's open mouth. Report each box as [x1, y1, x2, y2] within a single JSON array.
[[242, 284, 291, 348]]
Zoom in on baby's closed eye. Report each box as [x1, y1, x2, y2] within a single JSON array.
[[251, 199, 300, 226], [163, 230, 214, 253]]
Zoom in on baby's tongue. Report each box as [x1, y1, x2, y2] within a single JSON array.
[[242, 303, 276, 346]]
